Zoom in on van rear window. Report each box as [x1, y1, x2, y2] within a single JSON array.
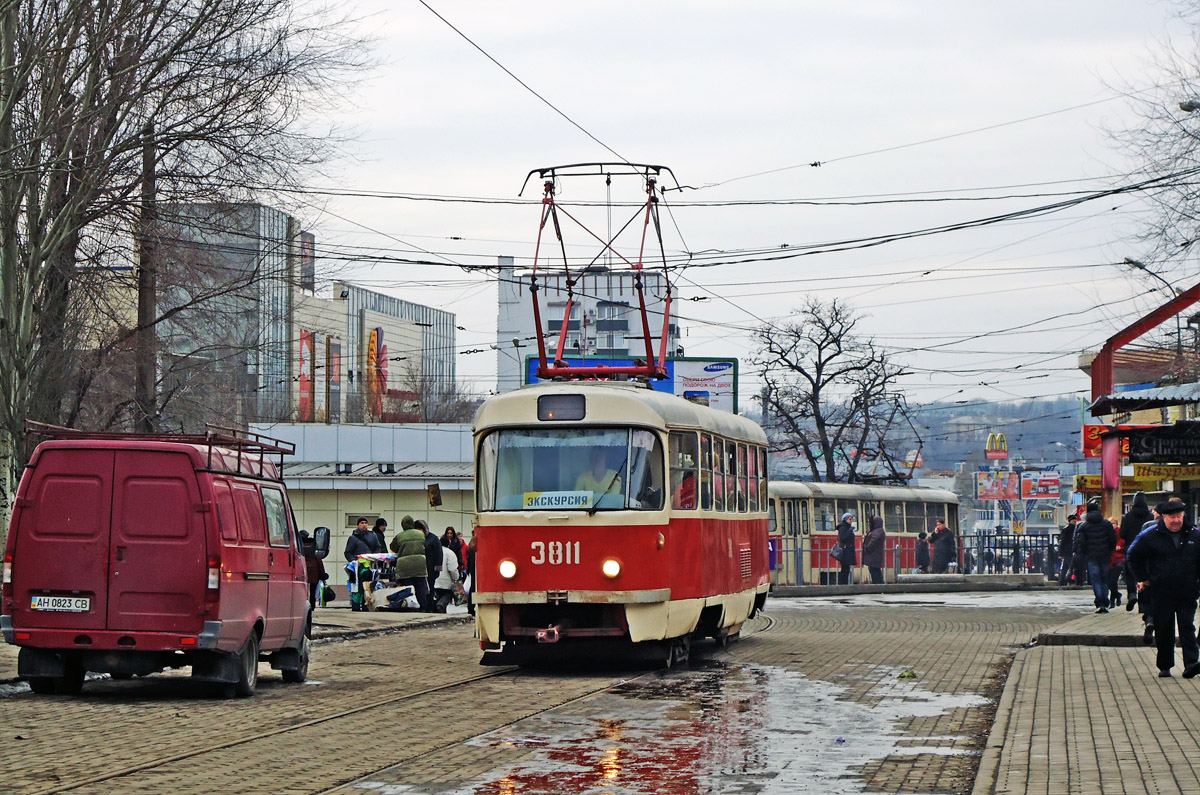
[[232, 485, 266, 543]]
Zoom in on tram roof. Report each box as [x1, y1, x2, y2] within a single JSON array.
[[473, 381, 767, 443], [768, 480, 959, 504]]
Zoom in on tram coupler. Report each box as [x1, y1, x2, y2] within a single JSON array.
[[535, 624, 563, 643]]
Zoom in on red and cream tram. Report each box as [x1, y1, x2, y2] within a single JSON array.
[[472, 381, 770, 665], [768, 481, 959, 585]]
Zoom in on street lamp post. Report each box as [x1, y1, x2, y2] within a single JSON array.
[[1124, 257, 1183, 358]]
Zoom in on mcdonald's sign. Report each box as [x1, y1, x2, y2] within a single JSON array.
[[986, 432, 1009, 461]]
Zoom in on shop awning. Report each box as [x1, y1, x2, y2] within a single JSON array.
[[1089, 381, 1200, 415]]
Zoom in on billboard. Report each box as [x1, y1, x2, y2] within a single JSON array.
[[976, 472, 1019, 500], [328, 338, 342, 423], [298, 330, 314, 422], [525, 357, 738, 413], [1081, 424, 1155, 458], [1020, 471, 1061, 500]]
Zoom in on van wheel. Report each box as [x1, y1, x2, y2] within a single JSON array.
[[55, 660, 85, 695], [233, 632, 259, 698], [282, 636, 310, 684], [27, 677, 56, 695]]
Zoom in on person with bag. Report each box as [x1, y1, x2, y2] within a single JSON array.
[[433, 543, 460, 612], [836, 512, 856, 585], [390, 517, 431, 611], [298, 530, 328, 611]]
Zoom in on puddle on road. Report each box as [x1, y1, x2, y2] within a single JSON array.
[[355, 660, 986, 795]]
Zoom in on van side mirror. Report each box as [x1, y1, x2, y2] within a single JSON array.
[[312, 527, 331, 559]]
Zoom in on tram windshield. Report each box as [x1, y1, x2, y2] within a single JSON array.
[[477, 428, 664, 512]]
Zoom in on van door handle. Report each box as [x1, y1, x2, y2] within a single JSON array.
[[116, 546, 126, 562], [269, 552, 274, 566]]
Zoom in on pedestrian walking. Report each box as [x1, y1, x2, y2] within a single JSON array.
[[1120, 492, 1153, 611], [1074, 501, 1117, 613], [1125, 499, 1200, 678], [1109, 534, 1126, 609], [931, 519, 956, 574], [299, 530, 328, 611], [1058, 514, 1078, 585], [836, 513, 857, 585], [863, 516, 886, 584]]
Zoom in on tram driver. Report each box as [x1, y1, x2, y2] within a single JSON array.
[[575, 447, 623, 495]]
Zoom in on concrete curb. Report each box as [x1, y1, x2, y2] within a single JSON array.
[[971, 650, 1023, 795], [770, 580, 1058, 598]]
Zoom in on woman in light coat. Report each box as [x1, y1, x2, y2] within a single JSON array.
[[432, 544, 460, 612]]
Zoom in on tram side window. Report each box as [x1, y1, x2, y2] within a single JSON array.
[[725, 440, 738, 511], [747, 445, 759, 512], [712, 438, 726, 512], [700, 433, 714, 510], [736, 443, 749, 512], [814, 500, 835, 533], [669, 431, 699, 510], [628, 429, 665, 510], [800, 501, 811, 535], [759, 448, 768, 508], [785, 500, 797, 536], [904, 501, 927, 534], [768, 499, 778, 533]]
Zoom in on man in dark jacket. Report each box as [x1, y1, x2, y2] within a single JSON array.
[[1057, 514, 1078, 585], [915, 531, 931, 573], [419, 519, 442, 597], [863, 516, 886, 584], [1126, 499, 1200, 678], [836, 513, 856, 585], [931, 518, 956, 573], [1074, 501, 1117, 613], [344, 517, 385, 611]]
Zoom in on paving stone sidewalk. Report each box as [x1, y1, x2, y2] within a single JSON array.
[[975, 605, 1200, 795], [0, 604, 467, 683]]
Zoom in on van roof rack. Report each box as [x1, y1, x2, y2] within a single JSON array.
[[24, 421, 295, 479]]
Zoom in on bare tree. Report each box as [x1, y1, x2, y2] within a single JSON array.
[[754, 298, 909, 483], [1110, 3, 1200, 271], [0, 0, 366, 505], [401, 360, 482, 424]]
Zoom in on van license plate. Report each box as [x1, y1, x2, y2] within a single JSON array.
[[30, 596, 90, 612]]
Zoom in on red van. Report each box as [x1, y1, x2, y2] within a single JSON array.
[[0, 424, 318, 697]]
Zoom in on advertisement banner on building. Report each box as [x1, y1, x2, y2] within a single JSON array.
[[1074, 474, 1161, 493], [1133, 463, 1200, 479], [1081, 424, 1151, 458], [327, 338, 341, 423], [365, 327, 385, 421], [1020, 471, 1061, 499], [976, 472, 1020, 500], [298, 330, 314, 422], [525, 357, 739, 413], [313, 333, 326, 422]]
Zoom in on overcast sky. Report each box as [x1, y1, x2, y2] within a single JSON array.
[[295, 1, 1198, 421]]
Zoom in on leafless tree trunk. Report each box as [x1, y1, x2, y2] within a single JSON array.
[[401, 360, 482, 424], [753, 298, 909, 483], [0, 0, 366, 513]]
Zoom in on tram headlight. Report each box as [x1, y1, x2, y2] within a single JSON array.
[[601, 558, 621, 579], [498, 559, 518, 579]]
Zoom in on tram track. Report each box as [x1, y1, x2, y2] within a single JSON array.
[[25, 667, 521, 795], [20, 614, 771, 795]]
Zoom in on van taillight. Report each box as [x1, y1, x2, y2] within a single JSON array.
[[2, 553, 11, 598], [206, 556, 220, 601]]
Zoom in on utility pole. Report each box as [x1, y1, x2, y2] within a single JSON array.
[[134, 124, 156, 433]]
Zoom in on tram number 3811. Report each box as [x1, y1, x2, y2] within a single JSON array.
[[530, 540, 581, 565]]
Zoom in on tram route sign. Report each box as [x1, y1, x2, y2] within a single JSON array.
[[522, 491, 591, 509], [524, 356, 739, 413]]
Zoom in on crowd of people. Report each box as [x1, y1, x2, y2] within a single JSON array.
[[1056, 494, 1200, 679], [834, 512, 957, 583], [305, 515, 476, 614]]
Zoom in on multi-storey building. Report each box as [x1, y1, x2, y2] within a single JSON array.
[[496, 255, 681, 393]]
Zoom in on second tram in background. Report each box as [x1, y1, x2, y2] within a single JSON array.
[[768, 481, 959, 584], [472, 381, 770, 666]]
